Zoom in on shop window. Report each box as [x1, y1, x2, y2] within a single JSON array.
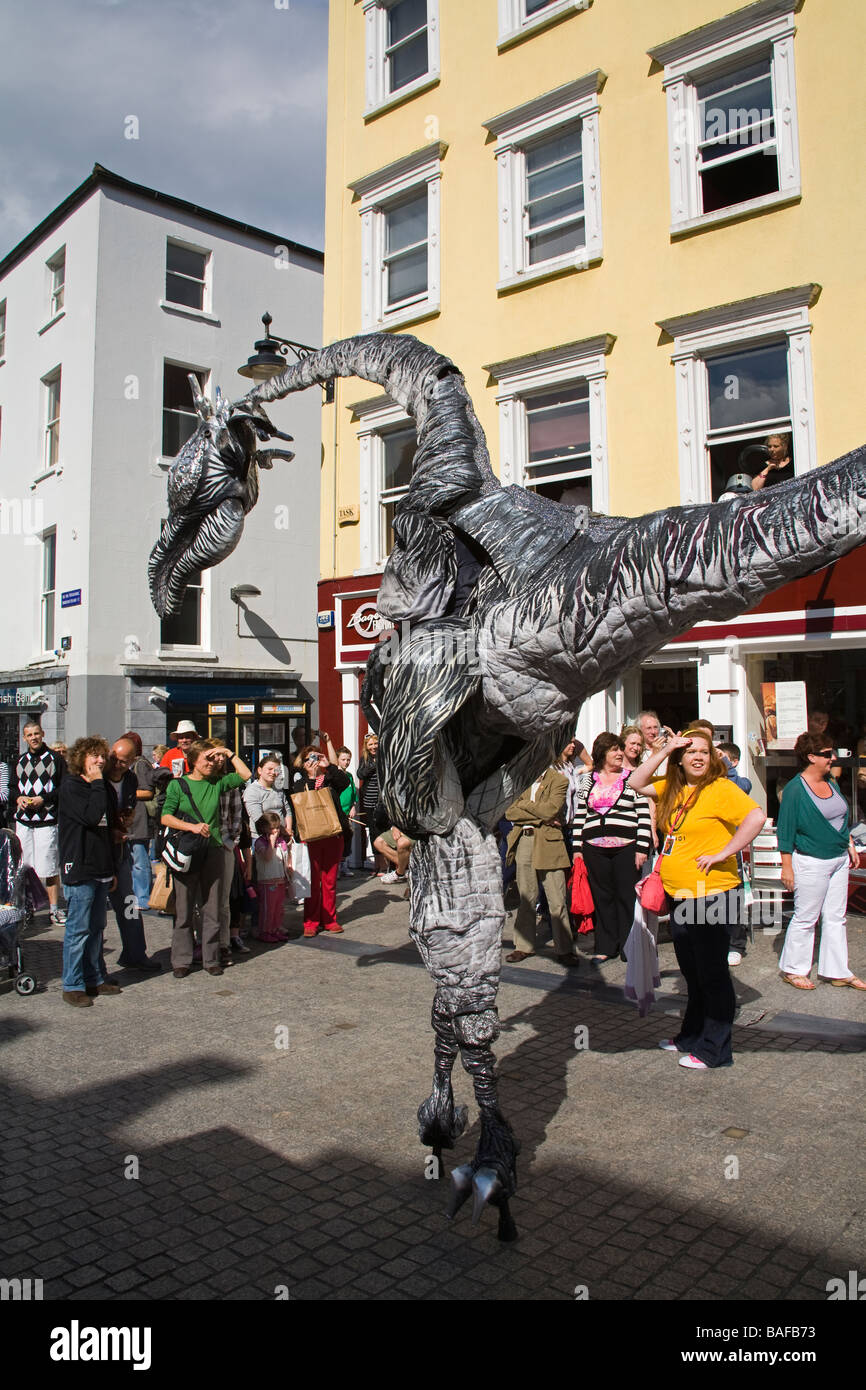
[[165, 240, 210, 311], [648, 1, 801, 234], [658, 285, 818, 506], [498, 0, 591, 50], [351, 142, 444, 330], [160, 568, 204, 647], [363, 0, 440, 117], [485, 334, 613, 512], [41, 528, 56, 653], [484, 71, 604, 290], [162, 362, 207, 457]]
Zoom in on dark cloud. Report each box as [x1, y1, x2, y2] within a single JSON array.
[[0, 0, 327, 257]]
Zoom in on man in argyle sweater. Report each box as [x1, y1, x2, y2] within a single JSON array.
[[14, 720, 66, 924]]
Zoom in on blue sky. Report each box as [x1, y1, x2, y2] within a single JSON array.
[[0, 0, 328, 258]]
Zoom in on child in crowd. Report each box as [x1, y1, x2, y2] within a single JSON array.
[[253, 812, 292, 942], [336, 745, 359, 877]]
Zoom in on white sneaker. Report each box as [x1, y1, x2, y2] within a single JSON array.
[[380, 870, 407, 884], [727, 950, 742, 966], [658, 1039, 679, 1052], [678, 1053, 709, 1070]]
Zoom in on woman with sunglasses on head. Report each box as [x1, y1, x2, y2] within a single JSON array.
[[777, 732, 865, 991], [290, 743, 351, 937], [629, 729, 766, 1070]]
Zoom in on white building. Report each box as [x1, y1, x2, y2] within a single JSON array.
[[0, 164, 324, 767]]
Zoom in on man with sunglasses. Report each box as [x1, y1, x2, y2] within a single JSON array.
[[777, 732, 865, 991]]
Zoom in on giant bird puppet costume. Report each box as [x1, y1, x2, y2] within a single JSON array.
[[150, 332, 866, 1242]]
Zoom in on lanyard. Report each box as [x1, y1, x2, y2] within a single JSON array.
[[668, 788, 699, 833]]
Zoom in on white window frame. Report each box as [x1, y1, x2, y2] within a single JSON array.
[[483, 73, 605, 292], [352, 395, 416, 570], [362, 0, 440, 119], [163, 237, 212, 315], [350, 141, 445, 331], [42, 367, 62, 472], [484, 335, 614, 514], [46, 247, 66, 320], [161, 361, 209, 464], [41, 527, 57, 656], [158, 568, 211, 654], [648, 0, 802, 235], [657, 284, 819, 505], [498, 0, 591, 51]]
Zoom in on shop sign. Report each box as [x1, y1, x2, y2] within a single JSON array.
[[317, 610, 335, 630], [0, 686, 45, 708], [61, 589, 82, 608], [208, 704, 227, 714], [236, 703, 255, 714], [261, 703, 305, 714], [761, 680, 807, 749], [347, 602, 390, 640]]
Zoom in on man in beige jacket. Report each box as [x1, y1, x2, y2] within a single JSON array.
[[505, 768, 580, 968]]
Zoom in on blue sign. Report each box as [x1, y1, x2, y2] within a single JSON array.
[[317, 610, 335, 630], [61, 589, 82, 608]]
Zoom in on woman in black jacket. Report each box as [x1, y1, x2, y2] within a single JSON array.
[[356, 732, 380, 867], [291, 745, 350, 937], [59, 737, 120, 1008]]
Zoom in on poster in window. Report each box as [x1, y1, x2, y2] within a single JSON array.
[[762, 680, 807, 749]]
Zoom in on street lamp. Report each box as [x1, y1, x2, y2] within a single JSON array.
[[237, 312, 314, 381], [237, 312, 334, 401]]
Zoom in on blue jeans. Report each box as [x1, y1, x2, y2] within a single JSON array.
[[130, 840, 153, 909], [62, 881, 109, 991], [105, 847, 149, 967]]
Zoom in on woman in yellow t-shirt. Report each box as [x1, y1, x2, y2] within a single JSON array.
[[629, 730, 765, 1070]]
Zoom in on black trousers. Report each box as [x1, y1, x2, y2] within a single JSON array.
[[583, 842, 638, 957], [670, 890, 738, 1067]]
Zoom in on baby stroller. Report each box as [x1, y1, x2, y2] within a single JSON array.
[[0, 828, 38, 996]]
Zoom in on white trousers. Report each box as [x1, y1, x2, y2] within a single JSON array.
[[778, 852, 852, 979]]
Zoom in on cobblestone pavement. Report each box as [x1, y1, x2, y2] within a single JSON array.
[[1, 876, 864, 1302]]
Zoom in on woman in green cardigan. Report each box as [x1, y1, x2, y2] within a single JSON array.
[[777, 731, 864, 991]]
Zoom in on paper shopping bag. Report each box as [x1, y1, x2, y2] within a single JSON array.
[[291, 787, 342, 842]]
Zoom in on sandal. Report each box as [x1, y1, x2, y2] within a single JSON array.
[[505, 950, 533, 963], [780, 973, 816, 990], [822, 976, 866, 990]]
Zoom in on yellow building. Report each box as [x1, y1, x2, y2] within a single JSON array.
[[317, 0, 866, 821]]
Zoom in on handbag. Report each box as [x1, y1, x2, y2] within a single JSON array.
[[159, 777, 211, 874], [290, 839, 312, 900], [148, 863, 176, 914], [637, 866, 668, 914], [291, 783, 342, 842]]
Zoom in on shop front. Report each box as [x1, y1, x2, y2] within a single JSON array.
[[0, 669, 68, 764], [125, 670, 313, 770], [316, 577, 389, 759]]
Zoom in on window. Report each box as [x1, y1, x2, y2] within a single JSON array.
[[0, 300, 6, 360], [47, 248, 65, 318], [657, 284, 818, 505], [351, 142, 444, 330], [42, 529, 56, 653], [353, 395, 417, 567], [484, 334, 614, 512], [648, 0, 802, 234], [162, 363, 206, 457], [498, 0, 591, 50], [43, 369, 61, 470], [705, 341, 792, 499], [165, 240, 209, 311], [379, 423, 416, 557], [160, 568, 203, 647], [484, 72, 605, 291], [363, 0, 440, 117]]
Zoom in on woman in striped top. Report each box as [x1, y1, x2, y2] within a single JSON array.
[[573, 733, 653, 962]]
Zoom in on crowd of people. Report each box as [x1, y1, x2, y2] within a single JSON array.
[[1, 708, 863, 1068]]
